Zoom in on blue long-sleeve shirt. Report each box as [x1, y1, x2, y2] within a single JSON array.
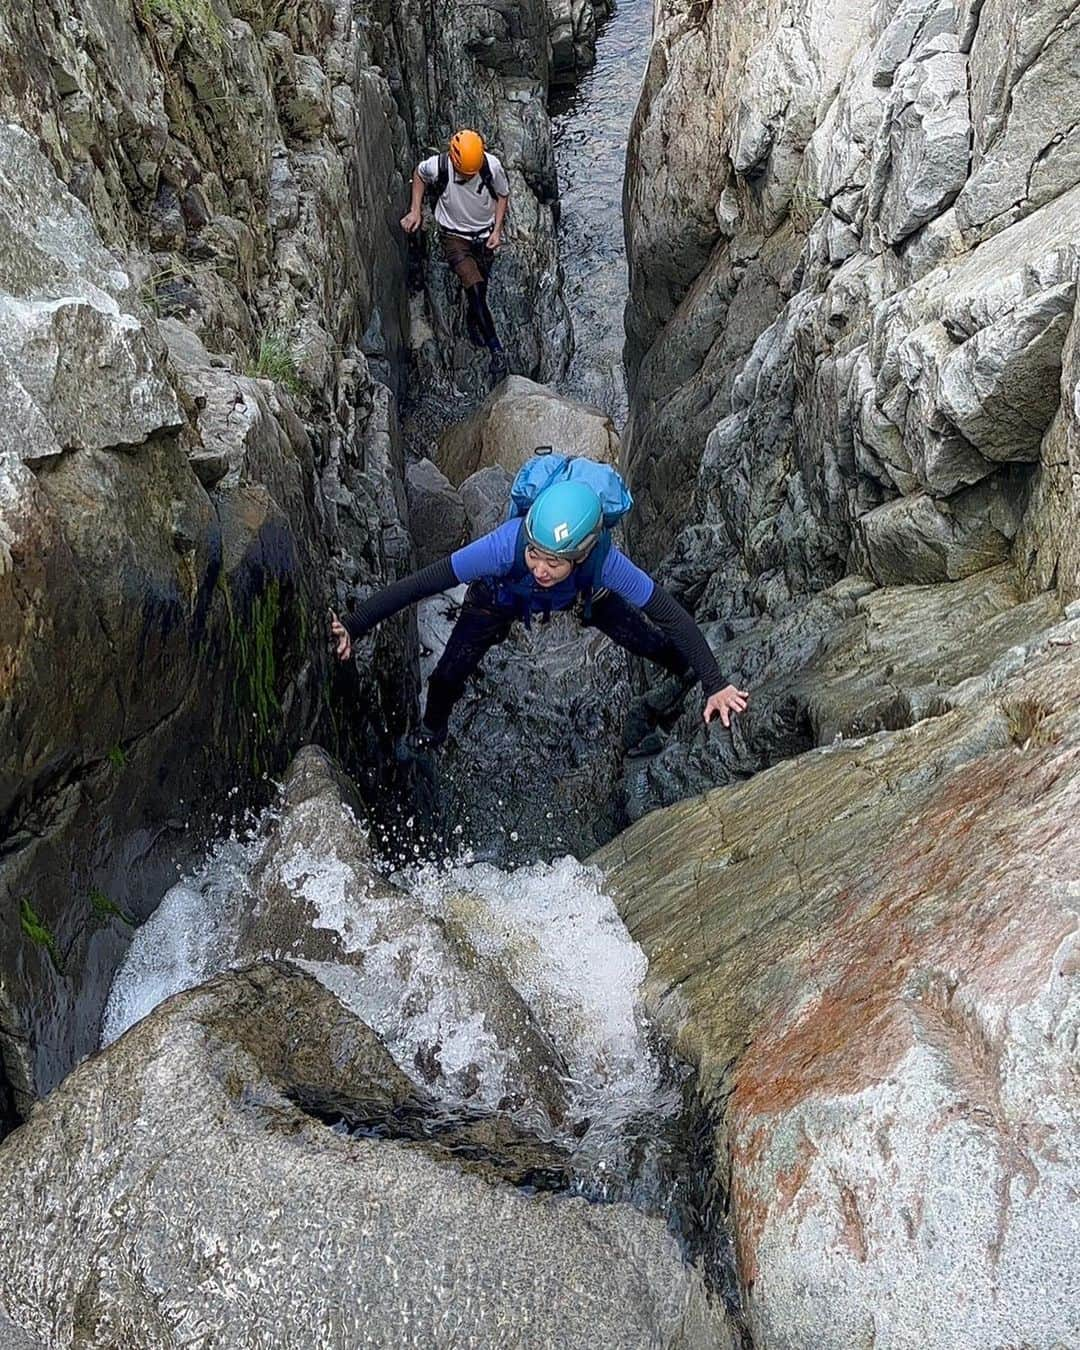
[[451, 519, 654, 611], [342, 520, 725, 694]]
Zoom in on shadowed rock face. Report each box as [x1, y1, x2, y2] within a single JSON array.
[[0, 962, 732, 1349], [618, 565, 1063, 818], [0, 0, 588, 1119], [0, 111, 413, 1113], [596, 630, 1080, 1348], [549, 0, 615, 85]]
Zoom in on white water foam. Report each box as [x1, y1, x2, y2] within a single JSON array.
[[400, 854, 668, 1116], [103, 806, 677, 1188], [100, 833, 261, 1047]]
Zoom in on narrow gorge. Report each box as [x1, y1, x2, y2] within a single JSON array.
[[1, 0, 1078, 1347]]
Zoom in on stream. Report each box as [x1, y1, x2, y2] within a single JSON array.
[[551, 0, 654, 429], [102, 0, 697, 1262]]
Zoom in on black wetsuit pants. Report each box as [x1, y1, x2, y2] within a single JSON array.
[[423, 582, 690, 733]]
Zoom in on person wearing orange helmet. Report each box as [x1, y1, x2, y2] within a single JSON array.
[[401, 129, 511, 382]]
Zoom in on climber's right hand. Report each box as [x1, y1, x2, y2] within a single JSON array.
[[400, 209, 422, 234]]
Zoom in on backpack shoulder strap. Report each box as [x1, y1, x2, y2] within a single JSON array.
[[510, 517, 529, 577], [432, 153, 450, 202], [480, 154, 498, 201], [576, 532, 612, 622]]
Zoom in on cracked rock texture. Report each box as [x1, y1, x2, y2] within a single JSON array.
[[617, 0, 1080, 818], [624, 0, 1080, 600], [598, 623, 1080, 1348], [0, 961, 729, 1349]]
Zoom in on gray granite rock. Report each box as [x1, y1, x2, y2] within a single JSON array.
[[406, 457, 467, 566], [0, 962, 730, 1348], [599, 631, 1080, 1350], [438, 376, 619, 486], [460, 463, 514, 538]]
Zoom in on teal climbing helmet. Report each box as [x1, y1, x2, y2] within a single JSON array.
[[523, 480, 603, 560]]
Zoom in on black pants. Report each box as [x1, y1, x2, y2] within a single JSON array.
[[424, 583, 690, 733]]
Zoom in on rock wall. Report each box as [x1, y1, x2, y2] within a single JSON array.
[[550, 0, 616, 85], [597, 613, 1080, 1347], [0, 0, 422, 1116], [611, 2, 1080, 1336], [623, 0, 1080, 608], [0, 0, 604, 1120]]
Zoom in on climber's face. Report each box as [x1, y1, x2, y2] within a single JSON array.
[[525, 545, 574, 587]]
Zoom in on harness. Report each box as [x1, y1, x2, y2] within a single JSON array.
[[431, 152, 498, 211], [490, 520, 613, 628]]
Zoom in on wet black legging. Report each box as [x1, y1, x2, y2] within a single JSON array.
[[466, 281, 499, 346], [424, 583, 689, 733]]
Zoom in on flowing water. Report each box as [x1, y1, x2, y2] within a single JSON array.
[[104, 808, 685, 1210], [551, 0, 655, 428]]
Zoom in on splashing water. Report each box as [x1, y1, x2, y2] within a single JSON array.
[[100, 831, 263, 1047], [103, 802, 682, 1205], [402, 857, 672, 1105]]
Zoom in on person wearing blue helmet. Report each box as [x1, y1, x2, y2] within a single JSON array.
[[331, 478, 748, 752]]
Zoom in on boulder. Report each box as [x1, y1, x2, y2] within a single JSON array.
[[437, 376, 620, 486], [0, 963, 729, 1348], [548, 0, 613, 84], [100, 747, 575, 1130], [239, 748, 574, 1128], [459, 462, 513, 538], [405, 457, 467, 565], [597, 629, 1080, 1349]]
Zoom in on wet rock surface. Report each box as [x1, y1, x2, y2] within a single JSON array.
[[239, 748, 574, 1127], [0, 961, 730, 1349], [598, 626, 1080, 1349], [0, 103, 412, 1110], [417, 593, 634, 864], [549, 0, 615, 85]]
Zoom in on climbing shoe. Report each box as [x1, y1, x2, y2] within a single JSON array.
[[402, 721, 448, 756], [488, 349, 509, 383], [622, 673, 695, 755]]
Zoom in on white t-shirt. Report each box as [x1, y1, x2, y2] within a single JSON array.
[[418, 152, 510, 235]]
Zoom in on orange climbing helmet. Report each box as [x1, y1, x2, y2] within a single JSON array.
[[449, 129, 486, 177]]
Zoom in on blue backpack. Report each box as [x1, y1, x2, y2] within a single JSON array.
[[497, 448, 634, 625], [506, 449, 634, 528]]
